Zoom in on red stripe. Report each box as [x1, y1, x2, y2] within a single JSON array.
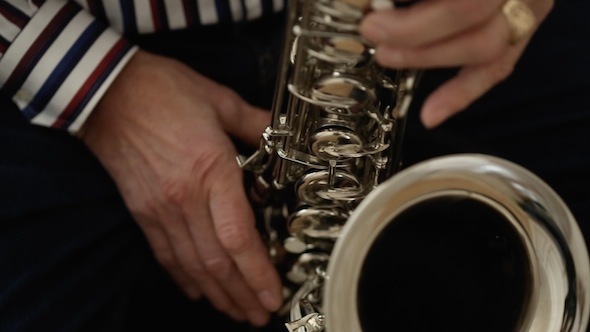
[[182, 0, 197, 26], [3, 2, 78, 97], [149, 0, 162, 30], [52, 38, 129, 129], [0, 5, 27, 28]]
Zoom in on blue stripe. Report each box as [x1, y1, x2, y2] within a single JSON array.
[[261, 0, 273, 15], [182, 0, 201, 26], [155, 0, 170, 30], [88, 0, 108, 22], [61, 42, 134, 130], [214, 0, 232, 23], [0, 1, 31, 27], [80, 0, 288, 29], [2, 2, 80, 101], [22, 21, 106, 119], [119, 0, 137, 35]]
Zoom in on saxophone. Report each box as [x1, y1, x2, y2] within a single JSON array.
[[238, 0, 590, 331]]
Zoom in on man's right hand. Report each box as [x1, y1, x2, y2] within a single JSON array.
[[76, 50, 282, 327]]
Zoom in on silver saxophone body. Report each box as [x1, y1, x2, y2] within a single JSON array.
[[238, 0, 590, 331]]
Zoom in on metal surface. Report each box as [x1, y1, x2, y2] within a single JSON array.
[[325, 154, 590, 331], [239, 1, 420, 328]]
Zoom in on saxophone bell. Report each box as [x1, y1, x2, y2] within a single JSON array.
[[324, 154, 590, 332]]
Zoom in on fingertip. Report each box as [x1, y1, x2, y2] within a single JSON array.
[[185, 286, 203, 300], [420, 105, 448, 129], [258, 289, 282, 312]]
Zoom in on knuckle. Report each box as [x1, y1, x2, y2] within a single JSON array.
[[160, 150, 230, 206], [486, 60, 515, 83], [213, 85, 243, 118], [449, 0, 493, 23], [184, 263, 208, 281], [203, 256, 233, 279], [194, 147, 235, 186], [161, 178, 189, 206], [218, 90, 241, 112], [154, 249, 176, 269], [465, 36, 501, 64], [125, 193, 161, 220], [217, 222, 253, 255]]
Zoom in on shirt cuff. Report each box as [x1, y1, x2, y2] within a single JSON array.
[[0, 0, 138, 133]]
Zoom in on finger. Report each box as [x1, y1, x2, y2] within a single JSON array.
[[185, 169, 271, 326], [195, 274, 248, 323], [138, 217, 203, 299], [188, 74, 271, 147], [229, 104, 270, 146], [420, 44, 527, 128], [158, 206, 246, 321], [207, 158, 283, 312], [361, 0, 504, 47], [214, 271, 271, 327], [373, 12, 514, 69]]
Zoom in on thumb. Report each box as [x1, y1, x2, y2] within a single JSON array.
[[222, 103, 271, 147]]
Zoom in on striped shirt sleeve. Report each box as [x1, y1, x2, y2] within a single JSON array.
[[0, 0, 137, 133]]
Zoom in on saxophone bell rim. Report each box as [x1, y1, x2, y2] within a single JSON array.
[[323, 153, 590, 332]]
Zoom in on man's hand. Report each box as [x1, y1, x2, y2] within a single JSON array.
[[77, 50, 281, 327], [360, 0, 553, 128]]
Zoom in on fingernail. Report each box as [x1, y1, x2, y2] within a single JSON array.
[[258, 290, 281, 311]]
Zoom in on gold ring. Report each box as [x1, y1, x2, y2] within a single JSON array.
[[501, 0, 536, 45]]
